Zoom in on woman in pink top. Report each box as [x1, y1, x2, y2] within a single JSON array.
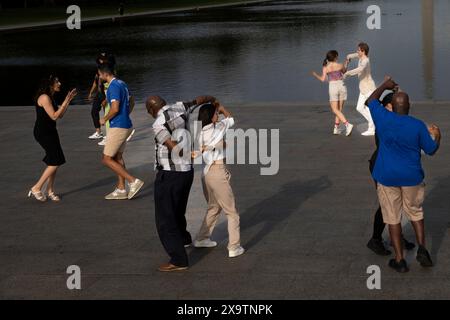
[[312, 50, 353, 136]]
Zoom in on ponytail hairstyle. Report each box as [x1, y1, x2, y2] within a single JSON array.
[[198, 103, 217, 128], [323, 50, 339, 66]]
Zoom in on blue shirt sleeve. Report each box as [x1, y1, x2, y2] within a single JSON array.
[[107, 82, 121, 104], [368, 100, 388, 129], [419, 121, 438, 155]]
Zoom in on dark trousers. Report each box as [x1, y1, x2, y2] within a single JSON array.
[[154, 169, 194, 267], [369, 158, 385, 240], [372, 206, 384, 240], [91, 95, 103, 129]]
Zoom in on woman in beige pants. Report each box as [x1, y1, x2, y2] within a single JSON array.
[[193, 103, 245, 258]]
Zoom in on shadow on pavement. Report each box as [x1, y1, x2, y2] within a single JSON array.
[[188, 175, 332, 266]]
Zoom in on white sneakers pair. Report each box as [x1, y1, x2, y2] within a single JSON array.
[[98, 137, 107, 146], [193, 238, 245, 258], [88, 131, 103, 140], [105, 178, 144, 200], [333, 124, 375, 136], [333, 123, 353, 136], [92, 129, 136, 146]]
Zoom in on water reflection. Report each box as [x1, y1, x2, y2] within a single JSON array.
[[422, 0, 434, 99], [0, 0, 447, 106]]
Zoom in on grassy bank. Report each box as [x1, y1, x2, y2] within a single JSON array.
[[0, 0, 271, 28]]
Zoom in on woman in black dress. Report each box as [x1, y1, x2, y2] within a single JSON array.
[[28, 75, 77, 202]]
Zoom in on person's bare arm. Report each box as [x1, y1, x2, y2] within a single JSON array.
[[193, 95, 217, 106], [343, 58, 350, 71], [428, 124, 441, 152], [39, 89, 77, 120], [312, 67, 327, 82], [183, 95, 217, 110], [88, 79, 97, 100], [217, 104, 232, 118], [100, 100, 120, 125], [129, 96, 135, 114], [164, 139, 178, 151]]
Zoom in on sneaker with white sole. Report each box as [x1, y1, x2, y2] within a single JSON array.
[[105, 188, 128, 200], [333, 126, 341, 135], [228, 246, 245, 258], [345, 123, 354, 136], [126, 129, 136, 142], [98, 137, 107, 146], [361, 126, 375, 137], [194, 239, 218, 248], [128, 178, 144, 199], [89, 131, 103, 139], [361, 129, 375, 136]]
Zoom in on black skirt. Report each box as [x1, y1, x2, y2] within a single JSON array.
[[34, 126, 66, 166]]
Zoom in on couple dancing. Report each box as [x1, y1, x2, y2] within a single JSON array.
[[312, 42, 376, 137], [146, 95, 244, 272]]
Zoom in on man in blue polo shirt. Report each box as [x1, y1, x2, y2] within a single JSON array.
[[365, 77, 441, 273], [98, 63, 144, 200]]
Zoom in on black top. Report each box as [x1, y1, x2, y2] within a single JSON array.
[[33, 95, 66, 166], [94, 73, 106, 95], [34, 96, 57, 134]]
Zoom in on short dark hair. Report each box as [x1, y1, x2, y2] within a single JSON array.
[[392, 92, 410, 115], [97, 63, 115, 76], [358, 42, 369, 55], [198, 103, 216, 128], [145, 95, 166, 114], [96, 52, 116, 68], [381, 92, 394, 106]]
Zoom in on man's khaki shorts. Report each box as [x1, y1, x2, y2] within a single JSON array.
[[377, 182, 425, 225], [103, 128, 133, 157]]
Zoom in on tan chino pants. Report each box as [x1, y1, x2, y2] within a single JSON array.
[[196, 164, 241, 250]]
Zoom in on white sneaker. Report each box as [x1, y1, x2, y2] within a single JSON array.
[[105, 188, 128, 200], [333, 126, 341, 135], [98, 137, 107, 146], [228, 246, 245, 258], [128, 178, 144, 199], [361, 129, 375, 136], [89, 131, 103, 139], [126, 129, 136, 142], [194, 239, 217, 248], [345, 123, 354, 136]]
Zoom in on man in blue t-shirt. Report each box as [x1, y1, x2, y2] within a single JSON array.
[[365, 77, 441, 273], [98, 63, 144, 200]]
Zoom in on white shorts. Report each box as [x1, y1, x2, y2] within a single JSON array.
[[329, 80, 347, 102]]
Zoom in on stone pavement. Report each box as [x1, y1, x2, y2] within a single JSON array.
[[0, 101, 449, 299]]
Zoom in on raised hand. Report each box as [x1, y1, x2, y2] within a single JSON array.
[[428, 124, 441, 138], [383, 76, 398, 90], [66, 88, 77, 102], [217, 104, 226, 114]]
